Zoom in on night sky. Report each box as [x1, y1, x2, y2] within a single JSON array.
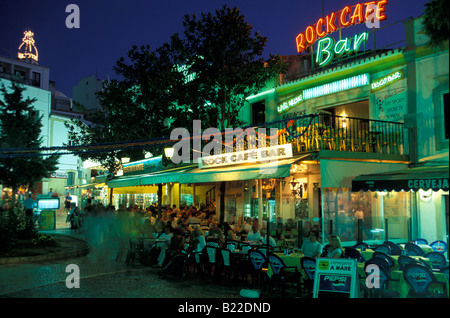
[[1, 0, 430, 98]]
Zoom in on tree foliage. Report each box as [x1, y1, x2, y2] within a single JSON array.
[[179, 5, 288, 130], [422, 0, 449, 48], [0, 81, 60, 193], [66, 38, 187, 175], [66, 5, 288, 173]]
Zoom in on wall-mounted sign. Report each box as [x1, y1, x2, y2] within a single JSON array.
[[374, 87, 407, 121], [277, 74, 369, 113], [295, 0, 388, 54], [17, 30, 39, 62], [277, 94, 304, 113], [122, 156, 163, 175], [50, 172, 69, 179], [198, 144, 293, 169], [371, 69, 404, 92]]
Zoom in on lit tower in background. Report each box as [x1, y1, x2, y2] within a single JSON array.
[[17, 30, 39, 64]]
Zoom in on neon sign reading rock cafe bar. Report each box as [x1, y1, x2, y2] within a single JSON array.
[[295, 0, 388, 54]]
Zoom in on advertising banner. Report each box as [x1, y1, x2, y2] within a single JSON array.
[[313, 258, 359, 298], [39, 210, 56, 230]]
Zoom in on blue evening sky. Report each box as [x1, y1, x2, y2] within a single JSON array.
[[0, 0, 430, 97]]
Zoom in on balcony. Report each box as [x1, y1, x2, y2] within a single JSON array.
[[259, 113, 405, 156]]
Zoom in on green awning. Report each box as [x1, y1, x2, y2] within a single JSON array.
[[107, 154, 311, 188], [178, 155, 310, 184], [178, 164, 291, 184], [107, 165, 196, 188], [352, 165, 449, 192]]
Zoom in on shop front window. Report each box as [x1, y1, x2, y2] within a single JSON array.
[[322, 188, 411, 245]]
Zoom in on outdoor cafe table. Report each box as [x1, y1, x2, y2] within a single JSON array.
[[358, 263, 449, 298], [357, 249, 433, 270], [266, 252, 306, 278], [399, 244, 434, 254]]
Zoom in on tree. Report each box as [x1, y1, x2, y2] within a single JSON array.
[[66, 5, 288, 173], [179, 5, 288, 130], [66, 38, 187, 175], [422, 0, 449, 48], [0, 81, 60, 196]]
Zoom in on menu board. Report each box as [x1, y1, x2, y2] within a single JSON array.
[[313, 258, 359, 298], [39, 210, 56, 230]]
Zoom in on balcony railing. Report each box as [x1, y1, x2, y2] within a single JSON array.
[[185, 114, 404, 158], [261, 113, 404, 155]]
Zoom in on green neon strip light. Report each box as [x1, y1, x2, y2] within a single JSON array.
[[303, 73, 369, 99], [277, 73, 369, 114]]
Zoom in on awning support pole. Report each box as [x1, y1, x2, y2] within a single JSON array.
[[109, 188, 113, 206], [258, 179, 263, 225]]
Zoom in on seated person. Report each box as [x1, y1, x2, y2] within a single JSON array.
[[222, 222, 237, 241], [162, 229, 186, 267], [207, 221, 223, 238], [300, 230, 322, 259], [190, 228, 206, 253], [260, 229, 277, 248], [187, 212, 201, 228], [247, 225, 262, 242], [240, 217, 252, 234], [326, 234, 343, 259]]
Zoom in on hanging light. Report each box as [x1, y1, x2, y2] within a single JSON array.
[[290, 178, 308, 201], [290, 178, 299, 195], [164, 147, 174, 159]]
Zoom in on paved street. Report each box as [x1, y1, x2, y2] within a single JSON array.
[[0, 230, 243, 299]]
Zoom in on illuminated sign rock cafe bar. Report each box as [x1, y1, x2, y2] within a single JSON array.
[[295, 0, 388, 54], [199, 144, 293, 169]]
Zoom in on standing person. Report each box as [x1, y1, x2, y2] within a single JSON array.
[[354, 204, 364, 220], [47, 188, 53, 197], [23, 193, 36, 234], [300, 231, 323, 259], [64, 192, 73, 213]]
